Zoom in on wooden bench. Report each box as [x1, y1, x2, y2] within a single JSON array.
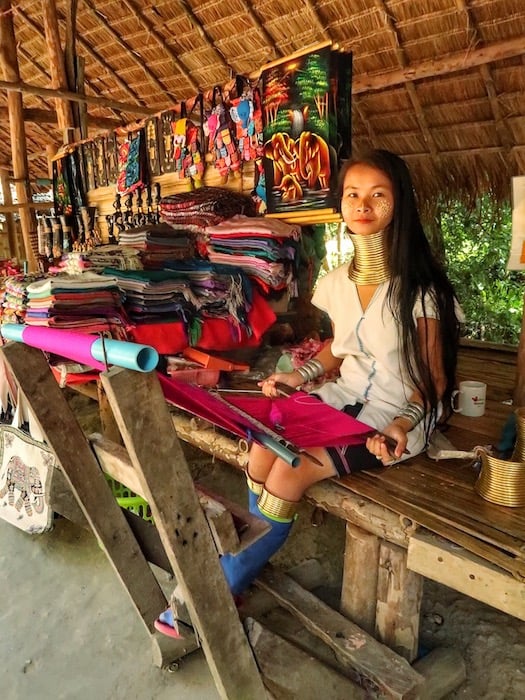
[[165, 339, 525, 665]]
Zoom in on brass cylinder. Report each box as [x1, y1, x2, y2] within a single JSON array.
[[475, 450, 525, 507]]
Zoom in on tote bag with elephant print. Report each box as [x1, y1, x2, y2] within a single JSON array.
[[0, 425, 56, 534]]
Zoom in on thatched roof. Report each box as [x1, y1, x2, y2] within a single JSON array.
[[1, 0, 524, 212]]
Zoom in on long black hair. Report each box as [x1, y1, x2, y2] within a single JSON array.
[[340, 149, 461, 434]]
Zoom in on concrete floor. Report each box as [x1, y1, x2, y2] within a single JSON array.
[[0, 516, 221, 700]]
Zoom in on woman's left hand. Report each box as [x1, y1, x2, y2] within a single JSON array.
[[366, 421, 409, 464]]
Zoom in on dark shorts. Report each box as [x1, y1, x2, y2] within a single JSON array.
[[324, 402, 381, 477]]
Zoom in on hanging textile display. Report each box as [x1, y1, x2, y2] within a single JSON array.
[[116, 129, 149, 196], [260, 41, 352, 222], [205, 86, 241, 182], [145, 116, 162, 177], [80, 140, 97, 192], [159, 109, 178, 173], [171, 96, 205, 184], [52, 148, 89, 252], [105, 131, 121, 184], [93, 135, 109, 188]]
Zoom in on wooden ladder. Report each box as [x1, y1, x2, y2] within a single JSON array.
[[1, 342, 267, 700]]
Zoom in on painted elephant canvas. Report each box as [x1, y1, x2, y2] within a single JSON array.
[[260, 42, 352, 218]]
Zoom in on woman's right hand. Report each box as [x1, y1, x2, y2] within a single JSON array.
[[257, 370, 304, 397]]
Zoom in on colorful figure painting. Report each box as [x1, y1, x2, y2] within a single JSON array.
[[260, 42, 352, 218]]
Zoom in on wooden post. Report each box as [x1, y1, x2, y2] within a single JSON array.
[[0, 167, 19, 257], [42, 0, 74, 133], [375, 541, 423, 663], [513, 292, 525, 407], [340, 522, 380, 635], [0, 0, 38, 269]]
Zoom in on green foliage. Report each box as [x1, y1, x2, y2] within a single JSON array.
[[440, 197, 523, 345]]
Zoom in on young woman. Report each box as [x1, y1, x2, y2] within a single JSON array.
[[156, 149, 462, 636]]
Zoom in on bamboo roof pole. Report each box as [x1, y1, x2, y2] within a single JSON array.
[[0, 167, 19, 258], [42, 0, 74, 134], [0, 0, 37, 270]]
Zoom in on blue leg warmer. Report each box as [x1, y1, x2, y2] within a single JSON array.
[[220, 503, 294, 595]]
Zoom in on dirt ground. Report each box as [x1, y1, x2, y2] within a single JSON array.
[[2, 393, 525, 699]]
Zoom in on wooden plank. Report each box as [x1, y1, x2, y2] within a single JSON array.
[[364, 464, 525, 556], [339, 473, 525, 580], [0, 343, 168, 633], [375, 541, 423, 663], [245, 617, 366, 699], [407, 533, 525, 621], [255, 567, 424, 699], [340, 523, 380, 634], [89, 433, 270, 554], [99, 367, 266, 700]]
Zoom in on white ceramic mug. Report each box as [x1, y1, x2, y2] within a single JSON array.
[[451, 380, 487, 417]]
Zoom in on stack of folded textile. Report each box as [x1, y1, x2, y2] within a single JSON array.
[[105, 261, 253, 347], [58, 246, 143, 274], [24, 272, 127, 334], [159, 186, 255, 234], [117, 223, 196, 268], [0, 274, 45, 325], [101, 268, 198, 326], [202, 215, 300, 299]]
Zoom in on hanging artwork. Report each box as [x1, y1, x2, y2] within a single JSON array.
[[105, 132, 121, 184], [116, 129, 149, 196], [159, 109, 178, 173], [260, 41, 352, 221], [93, 135, 109, 188], [81, 140, 97, 192], [145, 116, 162, 176]]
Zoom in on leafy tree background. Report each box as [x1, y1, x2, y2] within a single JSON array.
[[440, 197, 523, 345]]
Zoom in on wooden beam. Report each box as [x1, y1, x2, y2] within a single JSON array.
[[0, 106, 122, 129], [245, 617, 366, 698], [0, 78, 156, 116], [352, 35, 525, 94], [375, 540, 423, 663], [0, 201, 53, 213], [407, 532, 525, 621], [256, 567, 424, 699], [0, 343, 170, 635], [0, 0, 37, 270], [41, 0, 74, 131]]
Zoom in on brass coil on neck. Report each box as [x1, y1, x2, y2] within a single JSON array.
[[347, 229, 390, 285]]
